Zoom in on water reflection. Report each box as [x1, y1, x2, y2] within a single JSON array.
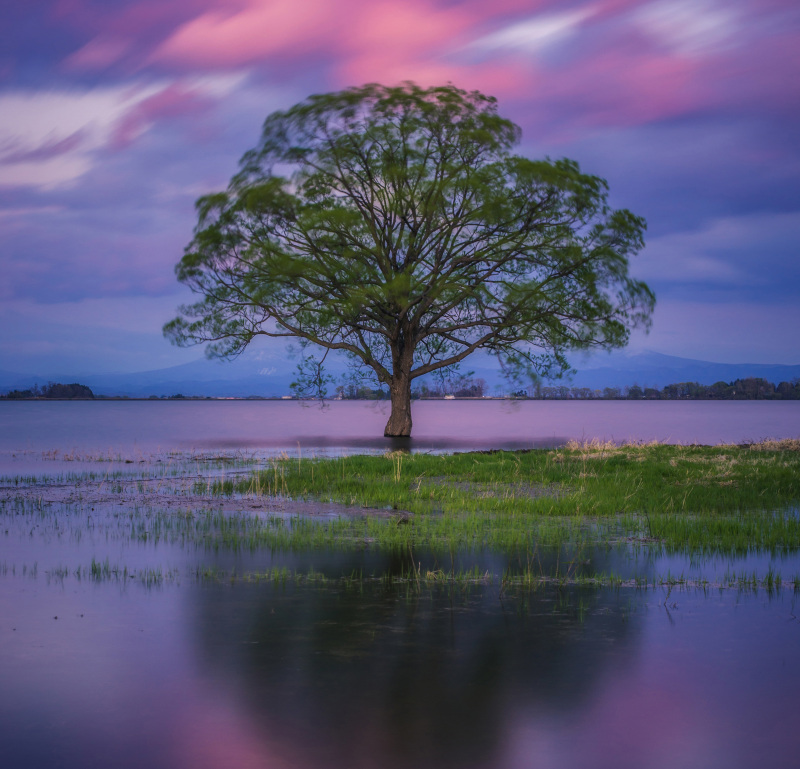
[[190, 575, 638, 769], [188, 578, 800, 769], [2, 570, 799, 768]]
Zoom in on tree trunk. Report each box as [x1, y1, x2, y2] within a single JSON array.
[[384, 374, 413, 437]]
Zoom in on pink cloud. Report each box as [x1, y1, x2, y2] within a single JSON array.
[[153, 0, 338, 68], [52, 0, 218, 75], [52, 0, 212, 38], [152, 0, 540, 98], [51, 0, 800, 136], [332, 0, 481, 87], [549, 50, 700, 128], [335, 55, 536, 100], [709, 32, 800, 115], [64, 36, 132, 71], [111, 83, 212, 148], [348, 0, 473, 55]]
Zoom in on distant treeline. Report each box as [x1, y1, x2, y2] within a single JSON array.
[[1, 382, 95, 400], [528, 377, 800, 400], [336, 375, 489, 400], [3, 376, 798, 401], [337, 376, 800, 401]]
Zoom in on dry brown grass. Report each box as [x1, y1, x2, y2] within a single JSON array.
[[564, 438, 620, 452], [563, 437, 800, 461], [743, 438, 800, 452], [559, 438, 665, 462]]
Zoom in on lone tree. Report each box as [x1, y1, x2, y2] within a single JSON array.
[[165, 83, 654, 437]]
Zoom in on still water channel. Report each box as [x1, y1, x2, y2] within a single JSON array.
[[1, 401, 799, 768]]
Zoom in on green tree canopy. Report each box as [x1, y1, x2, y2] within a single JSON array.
[[165, 83, 654, 436]]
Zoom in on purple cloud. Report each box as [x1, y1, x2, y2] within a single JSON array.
[[1, 0, 798, 373], [0, 130, 86, 164]]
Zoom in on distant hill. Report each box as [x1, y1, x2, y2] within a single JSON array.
[[1, 350, 798, 398], [564, 351, 800, 390], [83, 358, 298, 398], [0, 345, 300, 398]]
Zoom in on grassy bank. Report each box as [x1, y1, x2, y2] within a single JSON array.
[[214, 440, 800, 554]]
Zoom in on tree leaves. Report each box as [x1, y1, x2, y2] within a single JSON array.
[[166, 81, 654, 397]]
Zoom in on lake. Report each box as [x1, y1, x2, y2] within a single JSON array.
[[2, 400, 799, 768], [2, 399, 799, 476]]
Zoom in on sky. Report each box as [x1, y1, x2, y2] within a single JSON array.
[[1, 0, 798, 376]]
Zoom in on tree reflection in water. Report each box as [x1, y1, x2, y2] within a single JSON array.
[[190, 555, 637, 769]]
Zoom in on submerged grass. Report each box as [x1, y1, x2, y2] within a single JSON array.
[[4, 441, 800, 591], [19, 556, 800, 595]]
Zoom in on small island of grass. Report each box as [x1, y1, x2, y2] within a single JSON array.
[[201, 439, 800, 565]]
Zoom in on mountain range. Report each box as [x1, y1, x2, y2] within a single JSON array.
[[1, 350, 798, 398]]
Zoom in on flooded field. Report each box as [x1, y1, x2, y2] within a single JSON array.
[[2, 445, 799, 769], [0, 404, 800, 769]]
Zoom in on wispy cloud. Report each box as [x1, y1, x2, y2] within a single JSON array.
[[0, 86, 164, 187], [634, 0, 740, 57], [467, 8, 595, 55], [0, 75, 247, 188], [634, 212, 800, 294]]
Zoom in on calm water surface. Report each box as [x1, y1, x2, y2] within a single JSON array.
[[2, 399, 799, 476], [1, 560, 798, 769]]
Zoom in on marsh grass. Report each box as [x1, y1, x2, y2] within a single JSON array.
[[218, 442, 800, 553], [4, 442, 800, 592], [4, 497, 800, 594], [43, 559, 180, 586]]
